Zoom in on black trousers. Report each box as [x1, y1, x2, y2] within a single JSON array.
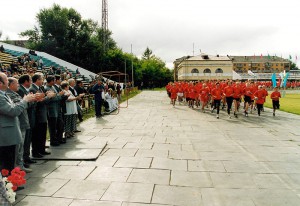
[[0, 145, 16, 171], [48, 117, 58, 144], [32, 122, 47, 154], [226, 97, 234, 115], [257, 104, 263, 115], [23, 128, 32, 161], [213, 99, 221, 114], [56, 113, 64, 141], [95, 100, 103, 116]]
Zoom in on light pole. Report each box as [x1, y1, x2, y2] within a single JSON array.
[[131, 44, 134, 87]]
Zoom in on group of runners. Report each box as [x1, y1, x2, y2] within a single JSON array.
[[166, 80, 282, 119]]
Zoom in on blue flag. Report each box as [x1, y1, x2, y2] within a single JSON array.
[[271, 73, 277, 88], [283, 72, 290, 88]]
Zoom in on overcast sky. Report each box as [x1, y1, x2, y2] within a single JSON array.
[[1, 0, 299, 68]]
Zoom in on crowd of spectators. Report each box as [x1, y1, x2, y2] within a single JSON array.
[[0, 50, 124, 176]]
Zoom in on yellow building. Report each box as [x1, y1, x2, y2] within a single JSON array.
[[230, 56, 290, 73], [175, 54, 233, 81]]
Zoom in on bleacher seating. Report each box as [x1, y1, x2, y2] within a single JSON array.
[[1, 49, 92, 87]]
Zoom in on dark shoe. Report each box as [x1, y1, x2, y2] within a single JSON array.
[[50, 142, 60, 146], [40, 151, 51, 155], [24, 159, 37, 164], [79, 119, 83, 122], [23, 163, 30, 168], [60, 139, 67, 144], [74, 130, 81, 133], [32, 153, 44, 158], [15, 186, 25, 192]]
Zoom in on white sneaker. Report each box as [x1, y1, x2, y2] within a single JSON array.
[[217, 115, 219, 119], [228, 115, 231, 119]]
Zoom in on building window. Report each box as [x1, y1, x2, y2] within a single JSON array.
[[203, 68, 211, 73], [215, 68, 223, 73], [191, 68, 199, 73]]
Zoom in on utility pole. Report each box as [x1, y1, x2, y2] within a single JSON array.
[[131, 44, 134, 87], [102, 0, 108, 52]]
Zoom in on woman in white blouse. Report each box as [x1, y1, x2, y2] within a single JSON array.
[[61, 81, 84, 138]]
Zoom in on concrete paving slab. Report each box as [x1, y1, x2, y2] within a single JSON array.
[[135, 149, 168, 158], [102, 148, 138, 157], [15, 196, 73, 206], [152, 185, 203, 206], [122, 203, 170, 206], [87, 167, 132, 182], [171, 171, 213, 188], [151, 157, 187, 171], [201, 188, 256, 206], [53, 179, 111, 200], [188, 160, 226, 172], [17, 178, 69, 196], [46, 165, 96, 180], [101, 182, 154, 203], [127, 168, 170, 184], [69, 200, 121, 206], [114, 157, 152, 168], [32, 147, 105, 161], [210, 173, 256, 189], [169, 150, 201, 160]]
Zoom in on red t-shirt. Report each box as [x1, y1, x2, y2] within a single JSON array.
[[223, 86, 234, 97], [254, 90, 266, 104], [211, 88, 222, 100], [233, 85, 243, 98], [271, 91, 281, 101]]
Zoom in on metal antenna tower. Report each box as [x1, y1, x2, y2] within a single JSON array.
[[102, 0, 108, 51]]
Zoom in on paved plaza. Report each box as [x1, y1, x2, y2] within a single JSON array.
[[15, 91, 300, 206]]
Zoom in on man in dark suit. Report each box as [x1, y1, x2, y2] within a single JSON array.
[[73, 80, 86, 122], [92, 79, 105, 118], [0, 72, 35, 171], [17, 74, 37, 165], [54, 75, 69, 143], [30, 73, 55, 158], [44, 75, 65, 146]]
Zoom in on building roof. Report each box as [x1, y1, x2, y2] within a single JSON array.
[[186, 53, 231, 61], [229, 55, 289, 63]]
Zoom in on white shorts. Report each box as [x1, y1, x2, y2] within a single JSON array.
[[177, 93, 184, 97]]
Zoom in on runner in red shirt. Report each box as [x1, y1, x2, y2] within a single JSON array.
[[270, 87, 281, 116], [170, 84, 178, 107], [254, 85, 267, 116], [199, 83, 210, 112], [233, 81, 243, 118], [243, 82, 253, 117], [211, 82, 222, 119], [223, 81, 234, 118]]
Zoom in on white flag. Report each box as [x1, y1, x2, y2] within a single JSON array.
[[248, 70, 256, 77]]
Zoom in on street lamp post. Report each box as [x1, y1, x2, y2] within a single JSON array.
[[131, 44, 134, 87]]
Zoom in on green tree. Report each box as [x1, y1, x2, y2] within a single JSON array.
[[20, 4, 116, 73], [290, 61, 299, 70]]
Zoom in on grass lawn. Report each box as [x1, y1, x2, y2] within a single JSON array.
[[264, 93, 300, 115]]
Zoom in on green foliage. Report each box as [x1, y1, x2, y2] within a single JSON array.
[[290, 61, 299, 70], [20, 4, 173, 86]]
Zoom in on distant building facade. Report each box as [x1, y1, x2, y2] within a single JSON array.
[[174, 54, 291, 81], [175, 54, 233, 81], [231, 55, 290, 74]]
